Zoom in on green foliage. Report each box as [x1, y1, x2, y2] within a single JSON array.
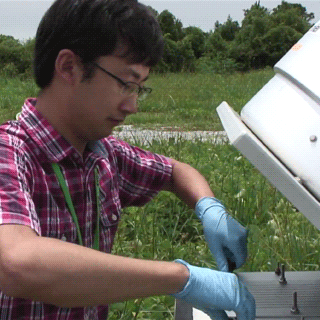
[[262, 25, 303, 65], [183, 27, 206, 59], [195, 55, 239, 74], [272, 1, 314, 23], [230, 3, 272, 70], [153, 0, 314, 74], [226, 0, 313, 70], [205, 31, 228, 56], [214, 15, 240, 41], [0, 35, 21, 46], [199, 17, 241, 74], [0, 62, 19, 78], [155, 35, 196, 73], [109, 140, 320, 318], [242, 2, 270, 24], [0, 77, 39, 123], [157, 10, 184, 42], [0, 35, 34, 77]]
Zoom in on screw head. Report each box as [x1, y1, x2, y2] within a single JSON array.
[[310, 135, 317, 142]]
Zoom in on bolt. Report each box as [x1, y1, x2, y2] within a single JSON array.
[[275, 262, 281, 276], [291, 291, 300, 314], [279, 264, 287, 284], [310, 135, 317, 142]]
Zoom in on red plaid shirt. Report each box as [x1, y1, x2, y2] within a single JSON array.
[[0, 98, 172, 319]]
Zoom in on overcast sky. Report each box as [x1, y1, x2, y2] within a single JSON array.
[[0, 0, 319, 41]]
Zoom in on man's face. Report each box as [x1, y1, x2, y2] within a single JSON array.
[[69, 55, 150, 142]]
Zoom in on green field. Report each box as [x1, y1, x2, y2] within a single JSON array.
[[109, 141, 320, 319], [0, 68, 274, 129], [1, 70, 319, 319]]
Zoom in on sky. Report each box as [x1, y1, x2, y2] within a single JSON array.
[[0, 0, 319, 41]]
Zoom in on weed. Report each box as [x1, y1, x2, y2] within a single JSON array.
[[109, 139, 320, 319]]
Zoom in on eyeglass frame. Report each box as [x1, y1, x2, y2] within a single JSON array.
[[92, 62, 152, 101]]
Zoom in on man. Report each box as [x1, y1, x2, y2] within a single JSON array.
[[0, 0, 255, 319]]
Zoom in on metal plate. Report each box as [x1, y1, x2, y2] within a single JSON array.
[[175, 299, 194, 320], [175, 271, 320, 319]]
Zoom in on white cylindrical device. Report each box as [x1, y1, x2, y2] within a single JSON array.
[[240, 20, 320, 200]]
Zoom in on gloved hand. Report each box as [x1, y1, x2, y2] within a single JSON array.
[[195, 197, 248, 272], [172, 259, 255, 320]]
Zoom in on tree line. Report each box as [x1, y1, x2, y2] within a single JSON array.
[[154, 1, 314, 73], [0, 1, 315, 78]]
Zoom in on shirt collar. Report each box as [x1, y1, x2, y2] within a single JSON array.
[[19, 98, 84, 163]]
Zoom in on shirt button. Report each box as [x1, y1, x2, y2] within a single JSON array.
[[112, 214, 118, 221]]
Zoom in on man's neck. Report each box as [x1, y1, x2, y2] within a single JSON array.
[[35, 92, 87, 156]]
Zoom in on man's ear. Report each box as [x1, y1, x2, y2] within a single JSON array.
[[54, 49, 83, 85]]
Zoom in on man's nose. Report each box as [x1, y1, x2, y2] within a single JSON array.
[[120, 95, 139, 115]]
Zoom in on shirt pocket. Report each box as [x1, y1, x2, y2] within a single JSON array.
[[97, 165, 121, 227], [98, 180, 121, 252]]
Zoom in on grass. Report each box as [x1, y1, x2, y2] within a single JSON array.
[[0, 77, 39, 122], [1, 69, 319, 319], [0, 69, 274, 130], [108, 140, 320, 319], [108, 141, 320, 319]]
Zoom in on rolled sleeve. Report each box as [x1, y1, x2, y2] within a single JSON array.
[[0, 134, 41, 235]]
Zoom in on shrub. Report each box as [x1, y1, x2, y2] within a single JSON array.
[[196, 56, 239, 74], [0, 62, 19, 78]]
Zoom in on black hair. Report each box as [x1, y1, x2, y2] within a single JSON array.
[[34, 0, 164, 89]]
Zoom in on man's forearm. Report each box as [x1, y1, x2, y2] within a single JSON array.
[[164, 159, 215, 208], [0, 225, 189, 307]]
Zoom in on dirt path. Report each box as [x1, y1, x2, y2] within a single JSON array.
[[113, 125, 228, 145]]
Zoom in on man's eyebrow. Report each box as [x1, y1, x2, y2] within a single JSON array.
[[128, 68, 149, 82]]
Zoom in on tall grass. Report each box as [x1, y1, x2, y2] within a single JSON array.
[[109, 140, 320, 319], [0, 69, 274, 130], [0, 77, 39, 123]]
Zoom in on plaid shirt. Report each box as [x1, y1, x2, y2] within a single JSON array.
[[0, 98, 172, 319]]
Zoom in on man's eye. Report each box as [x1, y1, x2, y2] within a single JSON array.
[[125, 84, 138, 93]]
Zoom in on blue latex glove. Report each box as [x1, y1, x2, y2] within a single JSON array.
[[195, 197, 248, 272], [172, 259, 255, 320]]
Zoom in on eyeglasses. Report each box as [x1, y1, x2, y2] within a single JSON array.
[[92, 62, 152, 101]]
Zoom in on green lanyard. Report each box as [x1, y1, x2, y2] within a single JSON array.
[[51, 163, 101, 250]]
